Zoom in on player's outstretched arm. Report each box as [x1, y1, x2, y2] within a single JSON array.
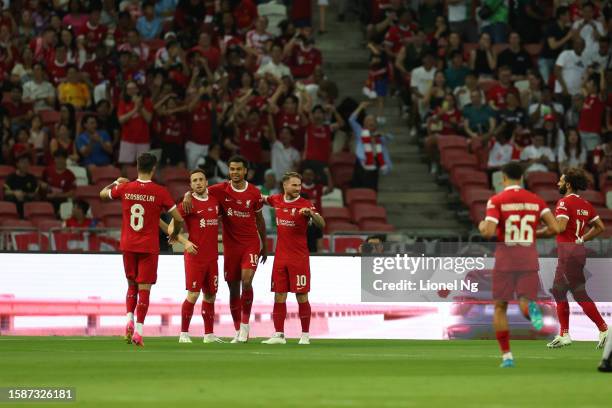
[[581, 218, 605, 243], [99, 177, 129, 201]]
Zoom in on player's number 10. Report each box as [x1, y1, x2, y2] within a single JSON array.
[[130, 204, 145, 231]]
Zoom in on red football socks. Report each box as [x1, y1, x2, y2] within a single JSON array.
[[126, 285, 138, 314], [181, 299, 195, 332], [495, 330, 510, 353], [298, 301, 311, 333], [241, 287, 254, 325], [272, 302, 286, 333], [229, 297, 241, 331], [556, 301, 570, 335], [202, 301, 214, 334], [136, 289, 150, 324], [578, 302, 608, 332]]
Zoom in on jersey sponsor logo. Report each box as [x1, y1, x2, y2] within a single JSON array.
[[246, 199, 251, 208], [276, 217, 296, 227], [226, 208, 250, 218], [199, 218, 219, 228]]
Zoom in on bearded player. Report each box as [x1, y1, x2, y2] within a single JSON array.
[[164, 170, 224, 344], [539, 168, 608, 349], [184, 156, 267, 343], [99, 153, 184, 347], [261, 172, 325, 345], [479, 162, 559, 367]]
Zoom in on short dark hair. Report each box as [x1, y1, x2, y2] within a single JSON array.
[[228, 155, 249, 169], [73, 199, 89, 213], [190, 169, 206, 178], [53, 149, 68, 159], [282, 171, 302, 183], [501, 161, 524, 181], [366, 234, 386, 243], [564, 167, 588, 192], [137, 153, 157, 174]]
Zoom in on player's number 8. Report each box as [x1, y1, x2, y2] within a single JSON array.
[[504, 214, 535, 244], [130, 203, 145, 231]]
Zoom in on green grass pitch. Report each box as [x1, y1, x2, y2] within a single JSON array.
[[0, 337, 609, 407]]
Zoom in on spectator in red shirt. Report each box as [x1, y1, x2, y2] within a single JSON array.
[[154, 93, 188, 167], [117, 29, 150, 63], [303, 104, 344, 183], [487, 66, 519, 111], [425, 93, 463, 164], [41, 149, 76, 211], [384, 8, 415, 59], [578, 75, 606, 151], [117, 80, 153, 167], [286, 35, 323, 80], [29, 27, 55, 64], [234, 0, 258, 34], [80, 7, 107, 50], [63, 199, 97, 229], [190, 32, 221, 72]]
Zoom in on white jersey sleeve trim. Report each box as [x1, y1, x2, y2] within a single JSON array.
[[168, 204, 177, 213], [485, 216, 498, 224], [540, 207, 551, 217], [589, 215, 600, 224], [556, 214, 569, 220]]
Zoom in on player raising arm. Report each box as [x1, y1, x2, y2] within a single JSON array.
[[479, 162, 559, 368], [261, 172, 325, 345], [538, 168, 608, 351], [99, 153, 183, 347]]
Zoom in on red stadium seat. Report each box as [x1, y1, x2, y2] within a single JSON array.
[[322, 207, 351, 223], [23, 201, 55, 221], [39, 110, 61, 126], [11, 232, 50, 251], [350, 204, 387, 224], [345, 188, 377, 207], [580, 190, 605, 208], [451, 168, 489, 190], [441, 151, 478, 172], [461, 188, 494, 208], [0, 219, 34, 228], [0, 201, 18, 220], [98, 201, 123, 219], [34, 219, 63, 231], [330, 165, 354, 190], [329, 152, 356, 167], [325, 221, 359, 234], [0, 164, 14, 180], [533, 188, 561, 207], [437, 135, 468, 154], [161, 167, 190, 185], [29, 165, 45, 179], [76, 185, 103, 200], [333, 236, 365, 253], [359, 221, 395, 231], [90, 166, 121, 185], [526, 172, 558, 190], [469, 202, 487, 225]]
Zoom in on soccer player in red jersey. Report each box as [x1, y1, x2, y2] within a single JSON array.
[[261, 172, 325, 345], [164, 170, 224, 344], [479, 162, 559, 367], [184, 156, 267, 343], [539, 168, 608, 349], [99, 153, 184, 347]]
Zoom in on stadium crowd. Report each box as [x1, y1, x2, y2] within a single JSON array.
[[0, 0, 611, 237]]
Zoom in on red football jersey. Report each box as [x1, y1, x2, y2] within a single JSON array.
[[43, 166, 76, 193], [239, 123, 265, 163], [304, 124, 332, 163], [178, 193, 220, 262], [109, 180, 176, 254], [267, 194, 315, 260], [485, 185, 549, 271], [555, 193, 599, 243], [208, 181, 263, 247]]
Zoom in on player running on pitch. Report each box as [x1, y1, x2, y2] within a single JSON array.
[[540, 168, 608, 349], [99, 153, 183, 347], [163, 169, 224, 344], [184, 156, 267, 343], [479, 162, 559, 367], [260, 172, 325, 345]]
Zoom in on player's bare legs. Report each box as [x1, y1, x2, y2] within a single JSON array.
[[124, 279, 137, 343], [228, 281, 242, 342], [493, 300, 513, 367], [132, 283, 152, 347], [262, 292, 288, 344], [179, 291, 199, 343], [296, 293, 311, 345], [237, 268, 255, 342]]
